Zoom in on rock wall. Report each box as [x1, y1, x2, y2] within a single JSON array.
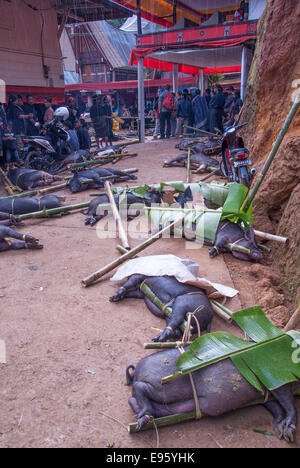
[[242, 0, 300, 299]]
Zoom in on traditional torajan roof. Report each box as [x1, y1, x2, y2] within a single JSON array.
[[56, 0, 132, 24]]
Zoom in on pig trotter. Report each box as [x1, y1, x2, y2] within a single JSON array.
[[209, 246, 219, 257], [109, 287, 127, 302], [152, 326, 174, 343]]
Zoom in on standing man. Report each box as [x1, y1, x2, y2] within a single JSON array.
[[6, 94, 30, 149], [159, 84, 173, 139], [192, 89, 209, 131], [22, 94, 40, 136], [208, 84, 225, 134], [43, 97, 55, 124], [67, 96, 80, 127], [175, 89, 192, 138], [224, 86, 235, 119]]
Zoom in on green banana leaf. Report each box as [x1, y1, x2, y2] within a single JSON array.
[[161, 307, 300, 393]]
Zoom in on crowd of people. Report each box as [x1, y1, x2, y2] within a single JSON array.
[[0, 94, 92, 169], [0, 84, 243, 168], [152, 84, 243, 140]]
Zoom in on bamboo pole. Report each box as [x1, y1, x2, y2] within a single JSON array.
[[68, 154, 138, 169], [140, 282, 188, 334], [105, 181, 130, 250], [253, 230, 288, 245], [198, 169, 220, 182], [210, 301, 233, 323], [0, 168, 14, 195], [186, 148, 191, 184], [144, 342, 192, 350], [81, 212, 189, 287], [18, 201, 90, 220], [183, 125, 218, 138], [64, 168, 138, 181], [284, 306, 300, 333], [242, 92, 300, 214]]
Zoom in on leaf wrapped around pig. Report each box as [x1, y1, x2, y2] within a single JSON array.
[[162, 306, 300, 394]]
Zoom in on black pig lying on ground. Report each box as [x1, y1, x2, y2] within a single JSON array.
[[85, 188, 163, 226], [163, 153, 220, 172], [8, 168, 62, 190], [68, 167, 138, 193], [110, 274, 214, 343], [0, 195, 62, 215], [0, 212, 20, 226], [209, 221, 263, 262], [0, 226, 43, 252], [126, 349, 299, 442]]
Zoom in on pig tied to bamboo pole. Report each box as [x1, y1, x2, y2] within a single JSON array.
[[81, 212, 189, 287]]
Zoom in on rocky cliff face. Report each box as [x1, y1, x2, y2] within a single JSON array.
[[242, 0, 300, 300]]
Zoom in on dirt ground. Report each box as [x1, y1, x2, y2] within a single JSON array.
[[0, 138, 299, 448]]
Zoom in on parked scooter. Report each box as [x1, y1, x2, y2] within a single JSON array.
[[20, 107, 71, 174], [220, 122, 256, 187]]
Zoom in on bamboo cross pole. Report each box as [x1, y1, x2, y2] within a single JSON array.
[[18, 201, 90, 220], [253, 230, 288, 245], [105, 181, 130, 250], [68, 154, 138, 169], [81, 212, 190, 287], [64, 168, 138, 181], [242, 92, 300, 214], [284, 306, 300, 333], [183, 125, 219, 138], [197, 169, 220, 182]]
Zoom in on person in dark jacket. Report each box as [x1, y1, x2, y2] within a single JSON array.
[[103, 95, 113, 147], [208, 84, 225, 134], [90, 95, 107, 149], [67, 96, 80, 127], [224, 86, 235, 118], [175, 89, 192, 137], [22, 94, 40, 136], [6, 94, 30, 149], [76, 119, 91, 152], [192, 89, 209, 131]]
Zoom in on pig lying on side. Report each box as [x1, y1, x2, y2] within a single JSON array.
[[127, 349, 299, 442]]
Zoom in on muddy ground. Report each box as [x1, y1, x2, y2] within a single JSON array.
[[0, 138, 298, 448]]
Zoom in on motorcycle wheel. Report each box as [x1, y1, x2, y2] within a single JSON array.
[[25, 151, 51, 172], [220, 159, 229, 178]]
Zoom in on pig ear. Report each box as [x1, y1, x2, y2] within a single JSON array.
[[184, 186, 193, 202], [244, 228, 255, 242]]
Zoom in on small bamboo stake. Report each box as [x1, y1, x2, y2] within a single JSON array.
[[105, 181, 130, 250], [210, 300, 233, 323], [0, 168, 14, 195], [253, 230, 288, 245], [242, 92, 300, 214], [284, 306, 300, 332], [128, 411, 200, 433], [18, 201, 90, 220], [198, 169, 219, 182], [81, 212, 189, 287], [38, 182, 68, 194], [186, 148, 191, 183], [257, 243, 271, 253], [144, 342, 192, 350]]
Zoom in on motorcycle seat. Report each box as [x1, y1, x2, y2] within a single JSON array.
[[230, 148, 249, 157]]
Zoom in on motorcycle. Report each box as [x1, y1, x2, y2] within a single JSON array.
[[220, 122, 255, 187], [20, 110, 71, 174]]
